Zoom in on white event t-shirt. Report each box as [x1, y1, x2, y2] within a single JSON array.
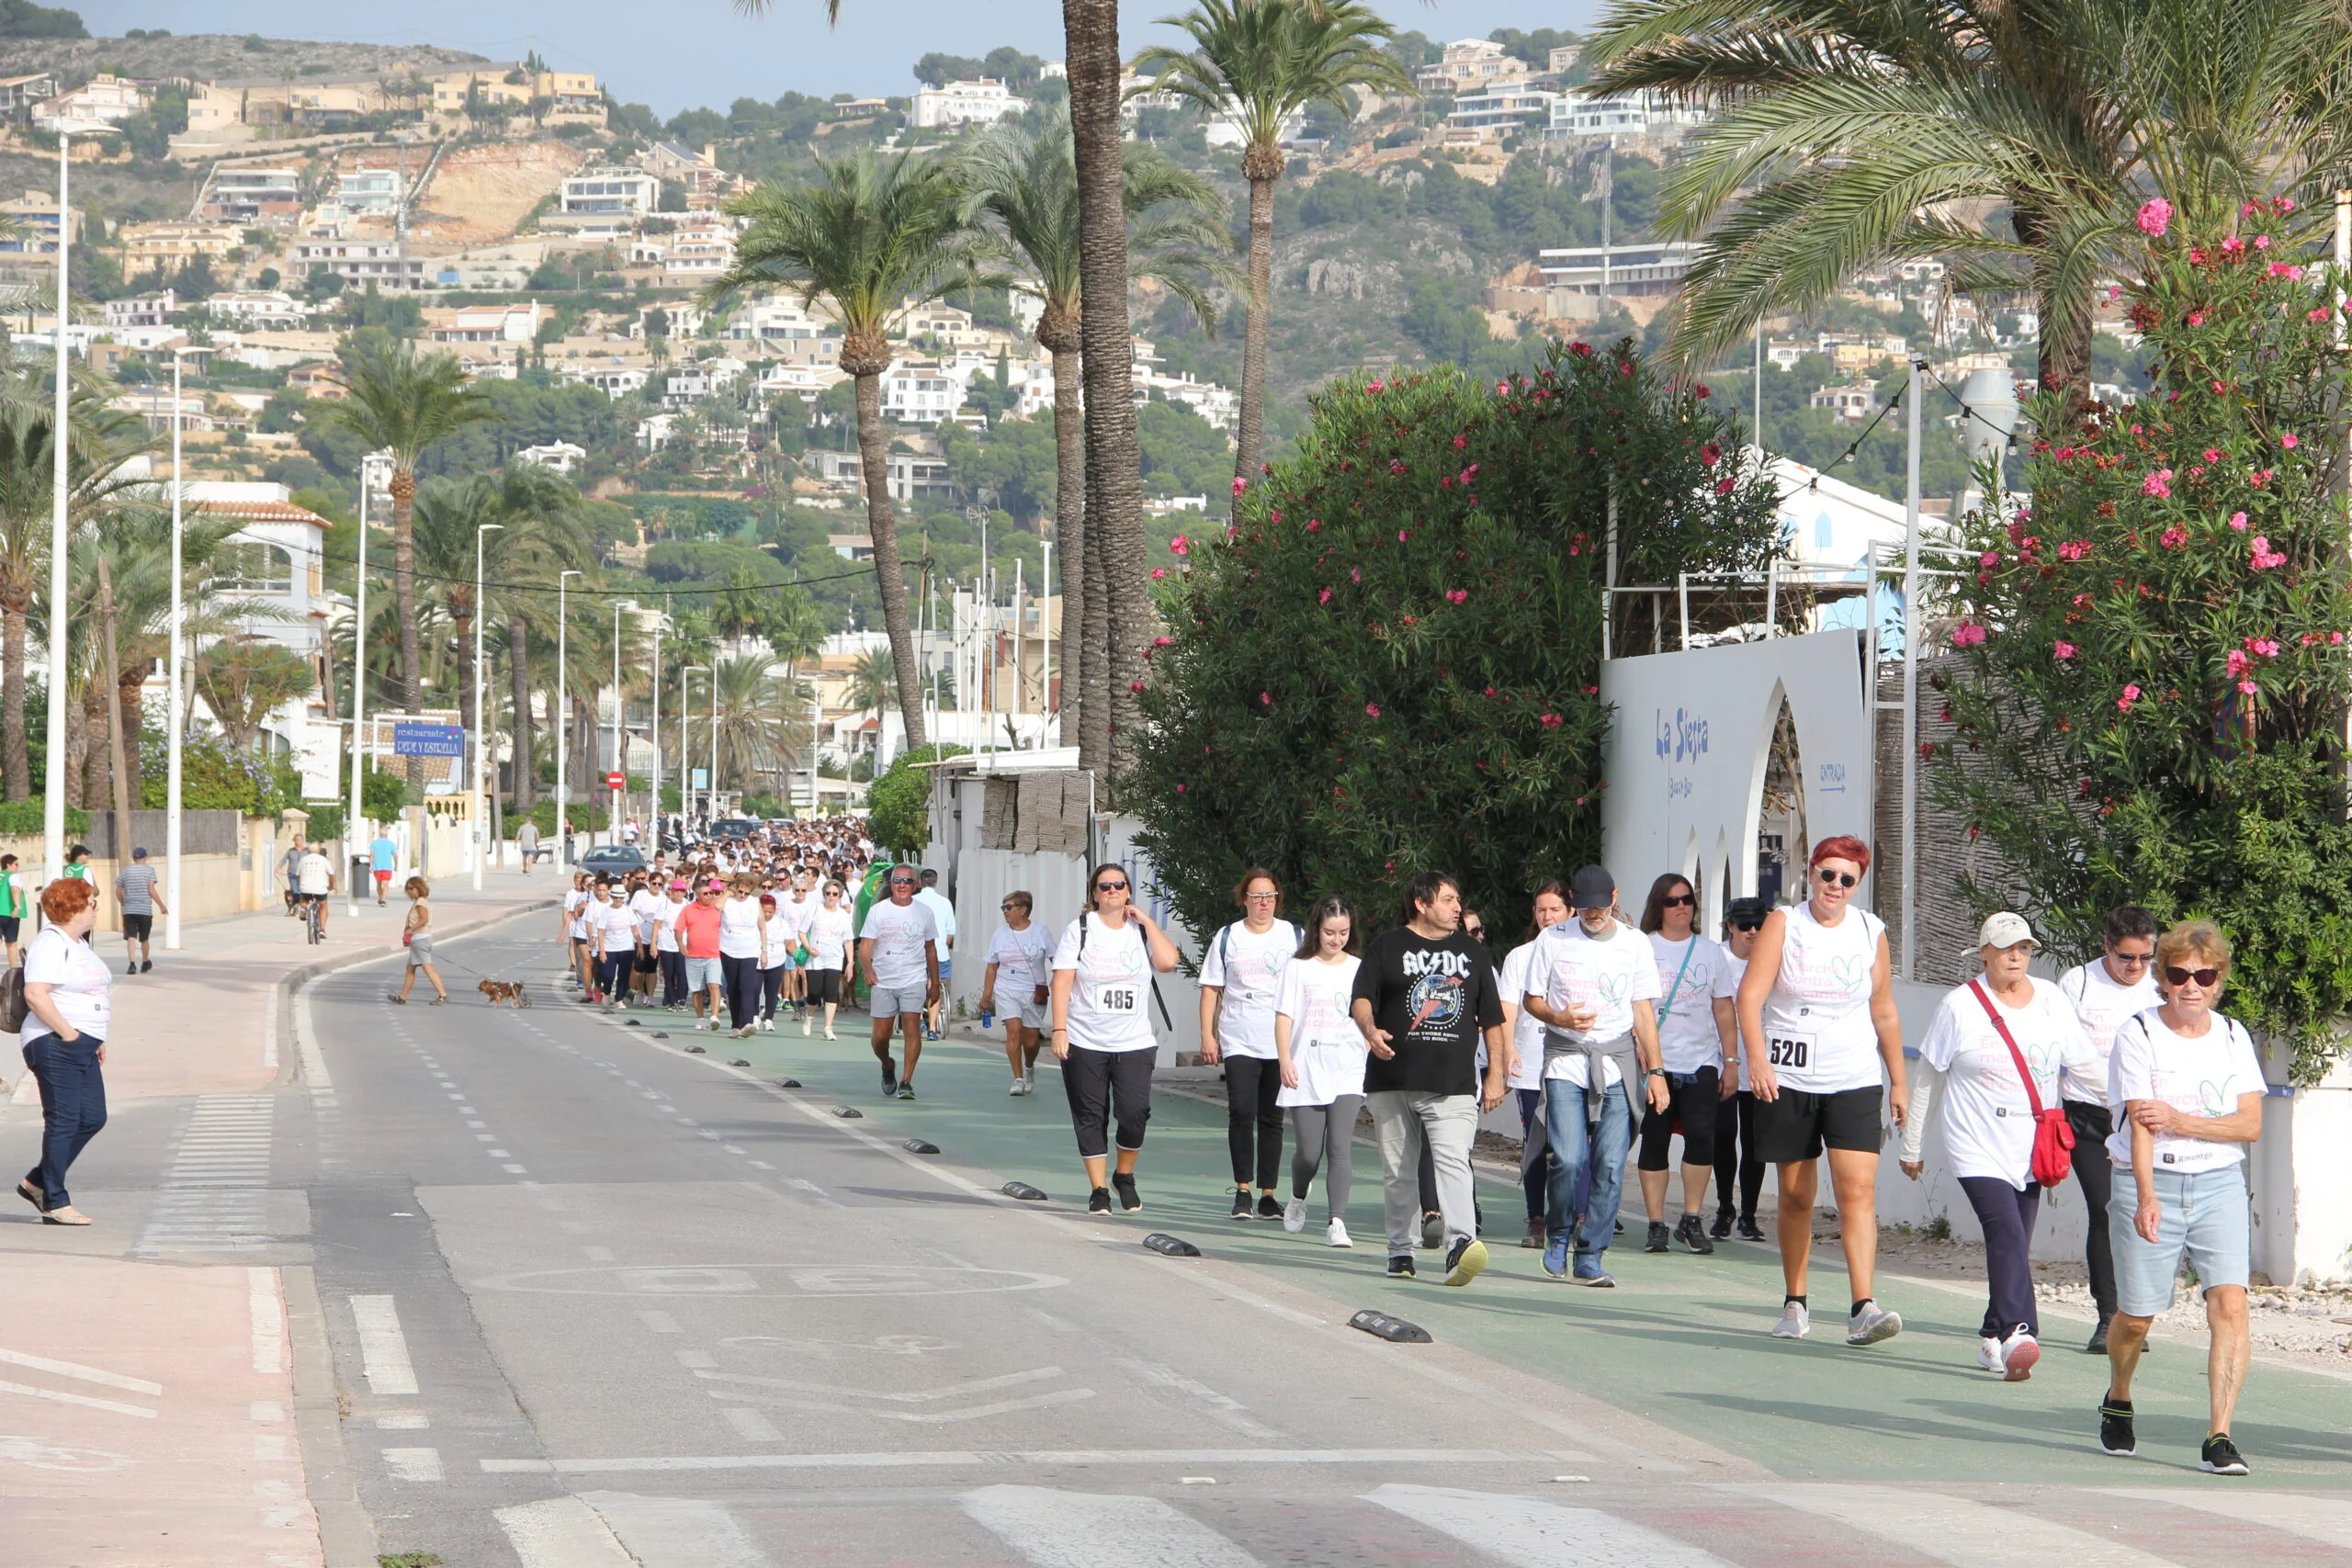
[[807, 905, 854, 970], [1528, 919, 1660, 1089], [2058, 959, 2161, 1107], [985, 922, 1056, 998], [1648, 931, 1726, 1075], [1917, 977, 2097, 1190], [859, 898, 940, 990], [1497, 940, 1546, 1091], [1273, 953, 1366, 1106], [2106, 1009, 2267, 1174], [1052, 912, 1155, 1053], [718, 896, 765, 960], [655, 897, 686, 953], [22, 925, 109, 1043], [1198, 919, 1299, 1061]]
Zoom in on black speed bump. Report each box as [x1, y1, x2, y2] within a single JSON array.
[[903, 1138, 941, 1155], [831, 1105, 864, 1120], [1349, 1308, 1432, 1344], [624, 1018, 641, 1027], [1142, 1233, 1202, 1258], [1001, 1180, 1047, 1201], [685, 1044, 707, 1055], [777, 1077, 803, 1089], [729, 1058, 752, 1066], [650, 1032, 669, 1040]]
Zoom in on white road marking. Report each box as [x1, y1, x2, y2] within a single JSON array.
[[380, 1447, 443, 1483], [2104, 1489, 2352, 1550], [0, 1378, 159, 1418], [720, 1406, 783, 1442], [496, 1496, 638, 1568], [1116, 1357, 1282, 1440], [349, 1296, 419, 1395], [250, 1401, 284, 1422], [1741, 1484, 2178, 1568], [586, 1492, 773, 1567], [695, 1365, 1068, 1404], [295, 990, 332, 1089], [254, 1433, 286, 1460], [484, 1447, 1558, 1475], [1368, 1483, 1736, 1568], [639, 1312, 682, 1335], [249, 1268, 285, 1374], [708, 1384, 1097, 1424], [137, 1095, 276, 1254], [376, 1413, 430, 1429], [0, 1347, 164, 1396], [961, 1483, 1264, 1568]]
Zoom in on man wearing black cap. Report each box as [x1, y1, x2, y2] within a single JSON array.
[[114, 846, 164, 976], [1521, 865, 1669, 1285], [1350, 870, 1508, 1287], [1710, 897, 1771, 1240]]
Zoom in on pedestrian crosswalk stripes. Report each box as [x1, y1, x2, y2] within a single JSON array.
[[485, 1480, 2352, 1568], [133, 1093, 275, 1255]]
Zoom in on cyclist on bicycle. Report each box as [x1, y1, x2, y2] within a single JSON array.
[[295, 844, 334, 938]]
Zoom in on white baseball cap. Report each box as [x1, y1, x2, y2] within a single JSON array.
[[1973, 911, 2037, 952]]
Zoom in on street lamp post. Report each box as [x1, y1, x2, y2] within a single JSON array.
[[648, 620, 661, 852], [555, 569, 581, 873], [683, 665, 709, 831], [610, 601, 623, 850], [41, 121, 88, 888], [345, 467, 371, 918], [470, 521, 503, 891], [164, 349, 185, 946]]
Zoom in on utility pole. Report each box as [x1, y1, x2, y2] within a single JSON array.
[[1898, 355, 1924, 982]]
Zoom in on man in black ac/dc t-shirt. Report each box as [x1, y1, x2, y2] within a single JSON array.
[[1351, 870, 1507, 1289]]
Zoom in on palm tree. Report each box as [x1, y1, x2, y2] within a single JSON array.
[[709, 151, 982, 755], [953, 105, 1240, 784], [324, 338, 502, 783], [710, 651, 807, 796], [484, 466, 593, 812], [1134, 0, 1411, 479], [1579, 0, 2352, 391]]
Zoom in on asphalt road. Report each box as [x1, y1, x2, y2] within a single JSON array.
[[251, 918, 2352, 1567]]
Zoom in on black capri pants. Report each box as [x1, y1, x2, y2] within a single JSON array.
[[807, 966, 843, 1005], [721, 954, 762, 1028], [1063, 1043, 1155, 1158], [1223, 1055, 1283, 1190], [1637, 1066, 1719, 1170]]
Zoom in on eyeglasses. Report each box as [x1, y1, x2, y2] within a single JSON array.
[[1244, 891, 1279, 901], [889, 877, 916, 886], [1815, 869, 1859, 888], [1730, 919, 1763, 932], [1095, 880, 1129, 893], [1660, 893, 1694, 908], [2163, 965, 2222, 987], [2109, 949, 2154, 966], [1001, 903, 1019, 912]]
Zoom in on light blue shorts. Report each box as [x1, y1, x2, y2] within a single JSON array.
[[871, 982, 928, 1018], [684, 955, 724, 993], [2109, 1163, 2251, 1314]]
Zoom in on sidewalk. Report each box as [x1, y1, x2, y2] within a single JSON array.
[[0, 869, 557, 1568]]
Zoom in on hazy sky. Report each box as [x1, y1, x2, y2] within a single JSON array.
[[68, 1, 1600, 116]]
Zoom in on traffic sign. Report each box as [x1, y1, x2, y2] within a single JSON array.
[[692, 768, 708, 789], [605, 771, 626, 790]]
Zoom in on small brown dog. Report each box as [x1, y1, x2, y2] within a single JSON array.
[[478, 979, 531, 1009]]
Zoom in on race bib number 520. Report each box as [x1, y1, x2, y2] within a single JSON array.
[[1767, 1032, 1814, 1069]]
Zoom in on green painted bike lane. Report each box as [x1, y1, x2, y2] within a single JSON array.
[[712, 1017, 2352, 1489]]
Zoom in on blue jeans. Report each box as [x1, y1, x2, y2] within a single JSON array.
[[22, 1031, 106, 1211], [1515, 1086, 1560, 1228], [1544, 1077, 1632, 1258]]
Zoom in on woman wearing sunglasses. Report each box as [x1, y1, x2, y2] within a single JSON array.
[[1709, 897, 1770, 1241], [1735, 834, 1906, 1348], [2054, 906, 2161, 1352], [981, 890, 1056, 1095], [1634, 873, 1725, 1257], [801, 882, 854, 1039], [1049, 862, 1180, 1213], [2095, 920, 2265, 1475]]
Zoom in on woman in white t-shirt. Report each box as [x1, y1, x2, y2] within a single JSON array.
[[1049, 861, 1180, 1215], [2053, 905, 2161, 1351], [1498, 881, 1571, 1249], [980, 889, 1057, 1096], [656, 882, 689, 1008], [718, 874, 766, 1037], [802, 882, 855, 1040], [755, 893, 796, 1032], [17, 876, 109, 1224], [2096, 919, 2265, 1476], [1272, 897, 1365, 1248], [1901, 912, 2096, 1382], [1634, 872, 1728, 1257], [1736, 834, 1906, 1347], [1708, 897, 1770, 1241], [1197, 868, 1300, 1222]]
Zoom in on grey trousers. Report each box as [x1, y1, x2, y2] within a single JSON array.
[[1369, 1089, 1478, 1255], [1289, 1094, 1365, 1221]]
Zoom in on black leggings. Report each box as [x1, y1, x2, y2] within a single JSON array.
[[2066, 1100, 2118, 1320], [595, 951, 629, 999], [1224, 1055, 1283, 1190], [760, 964, 786, 1021], [1713, 1090, 1764, 1221], [722, 954, 762, 1028], [659, 949, 685, 1007], [1637, 1066, 1719, 1170], [1063, 1044, 1154, 1159]]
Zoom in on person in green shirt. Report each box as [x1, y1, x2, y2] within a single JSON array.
[[0, 852, 23, 964], [62, 845, 90, 881]]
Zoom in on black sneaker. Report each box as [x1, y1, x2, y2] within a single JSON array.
[[1386, 1254, 1416, 1278], [1088, 1187, 1113, 1214], [879, 1059, 897, 1097], [1645, 1220, 1671, 1253], [2098, 1398, 2135, 1457], [2199, 1433, 2249, 1475], [1710, 1208, 1734, 1240], [1112, 1173, 1141, 1212], [140, 960, 152, 974], [1677, 1213, 1715, 1255], [1735, 1215, 1766, 1242], [1442, 1235, 1489, 1288], [1419, 1211, 1444, 1250], [1231, 1188, 1253, 1221], [1256, 1194, 1283, 1222], [2086, 1317, 2110, 1355]]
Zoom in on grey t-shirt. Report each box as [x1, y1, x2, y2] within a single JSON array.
[[117, 863, 157, 914]]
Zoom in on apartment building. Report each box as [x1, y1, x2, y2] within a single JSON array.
[[430, 65, 605, 127], [120, 220, 243, 273], [557, 168, 660, 222], [34, 73, 145, 129], [1545, 88, 1707, 141], [292, 238, 430, 291], [910, 79, 1028, 130], [205, 167, 304, 224], [1414, 39, 1524, 94]]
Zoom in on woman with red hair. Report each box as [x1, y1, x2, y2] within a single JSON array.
[[16, 876, 111, 1225], [1734, 835, 1907, 1347]]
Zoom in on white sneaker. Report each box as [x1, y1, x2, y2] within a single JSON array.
[[1977, 1336, 2003, 1373], [1326, 1216, 1352, 1248], [802, 1017, 812, 1036], [1009, 1078, 1025, 1097], [1282, 1197, 1307, 1233], [824, 1026, 837, 1041], [1772, 1302, 1812, 1339], [1997, 1328, 2040, 1382], [1846, 1303, 1903, 1347]]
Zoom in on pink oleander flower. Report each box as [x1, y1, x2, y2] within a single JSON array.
[[1231, 476, 1247, 496], [1453, 434, 1467, 448], [2054, 640, 2077, 660], [1364, 703, 1380, 717], [1350, 567, 1362, 583], [2057, 541, 2090, 560], [1150, 567, 1168, 579], [1366, 379, 1385, 393], [2204, 448, 2222, 462], [2282, 433, 2300, 450], [2227, 649, 2252, 677], [2248, 637, 2280, 657], [1979, 549, 2002, 568], [1714, 478, 1735, 496], [1317, 588, 1332, 604], [1170, 535, 1190, 556], [1127, 680, 1145, 693], [1446, 589, 1467, 604], [2142, 468, 2173, 497], [2312, 308, 2334, 323], [2162, 527, 2189, 548], [2252, 536, 2289, 569], [1951, 622, 1988, 648], [1539, 713, 1563, 728], [2230, 511, 2249, 530], [2118, 683, 2142, 712], [2255, 234, 2272, 250], [1260, 692, 1272, 705], [2188, 312, 2204, 327], [1306, 518, 1320, 533], [2136, 197, 2172, 236], [2240, 679, 2260, 695]]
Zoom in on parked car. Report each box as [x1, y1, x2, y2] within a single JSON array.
[[579, 845, 647, 874]]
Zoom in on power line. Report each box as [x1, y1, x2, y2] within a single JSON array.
[[1763, 383, 1906, 507], [310, 547, 883, 599]]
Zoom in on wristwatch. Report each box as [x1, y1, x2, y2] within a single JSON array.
[[1647, 1067, 1669, 1079]]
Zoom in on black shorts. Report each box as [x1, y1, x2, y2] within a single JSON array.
[[807, 967, 842, 1005], [0, 917, 19, 942], [1750, 1085, 1884, 1164], [1637, 1066, 1719, 1170], [122, 912, 153, 942]]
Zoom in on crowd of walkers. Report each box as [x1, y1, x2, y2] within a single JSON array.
[[546, 822, 2273, 1478]]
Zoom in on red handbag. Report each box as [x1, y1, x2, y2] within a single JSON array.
[[1967, 978, 2075, 1186]]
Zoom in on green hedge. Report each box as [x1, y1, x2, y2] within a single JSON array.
[[0, 800, 91, 835]]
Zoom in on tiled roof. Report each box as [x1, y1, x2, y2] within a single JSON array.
[[197, 500, 330, 530]]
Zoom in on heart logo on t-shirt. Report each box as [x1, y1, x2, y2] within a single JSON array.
[[2197, 1078, 2230, 1115], [1829, 954, 1869, 993], [1597, 972, 1632, 1007]]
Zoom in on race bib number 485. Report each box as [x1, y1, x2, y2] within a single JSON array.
[[1093, 985, 1139, 1014]]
